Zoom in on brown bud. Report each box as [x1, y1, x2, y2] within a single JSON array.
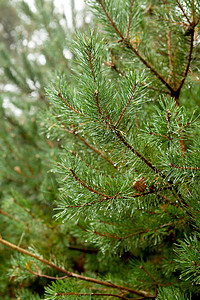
[[133, 177, 147, 192], [14, 166, 22, 174]]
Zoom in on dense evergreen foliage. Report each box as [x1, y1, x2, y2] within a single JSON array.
[[1, 0, 200, 299]]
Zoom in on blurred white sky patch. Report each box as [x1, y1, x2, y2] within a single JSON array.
[[56, 0, 85, 23], [25, 0, 86, 27]]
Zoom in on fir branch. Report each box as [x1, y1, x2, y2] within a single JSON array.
[[70, 149, 94, 168], [122, 222, 173, 239], [115, 81, 137, 127], [103, 59, 125, 76], [126, 0, 134, 38], [0, 237, 155, 298], [96, 0, 124, 39], [26, 262, 68, 280]]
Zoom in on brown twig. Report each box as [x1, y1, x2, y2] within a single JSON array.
[[97, 0, 124, 39], [94, 90, 112, 127], [85, 36, 96, 83], [149, 131, 169, 139], [69, 168, 109, 197], [93, 230, 122, 240], [166, 26, 174, 84], [114, 129, 164, 177], [0, 209, 24, 224], [176, 0, 191, 24], [177, 26, 195, 93], [115, 81, 137, 126], [129, 185, 172, 198], [11, 197, 36, 220], [126, 44, 175, 96], [140, 266, 157, 284], [75, 132, 117, 168], [55, 83, 83, 116], [169, 163, 200, 171], [55, 115, 117, 168], [0, 237, 155, 298], [92, 222, 173, 241], [172, 121, 192, 135], [64, 191, 121, 208], [67, 246, 98, 254], [126, 0, 134, 38]]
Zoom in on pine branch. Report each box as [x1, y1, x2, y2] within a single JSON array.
[[0, 237, 156, 298], [54, 292, 129, 300], [126, 0, 134, 38], [69, 168, 109, 197], [177, 26, 195, 93], [115, 81, 137, 127], [166, 26, 174, 84], [140, 266, 157, 285], [149, 131, 170, 139], [86, 37, 97, 83], [55, 83, 84, 116], [75, 132, 118, 168], [96, 0, 176, 95], [176, 0, 191, 24], [97, 0, 197, 102], [92, 222, 174, 241], [0, 209, 24, 224], [96, 0, 124, 39], [11, 197, 36, 220], [169, 163, 200, 171], [56, 117, 117, 168], [94, 90, 112, 126], [64, 191, 121, 208], [114, 128, 164, 177], [124, 43, 175, 96]]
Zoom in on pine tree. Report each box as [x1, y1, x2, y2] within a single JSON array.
[[1, 0, 200, 299]]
